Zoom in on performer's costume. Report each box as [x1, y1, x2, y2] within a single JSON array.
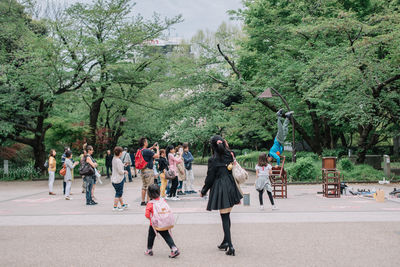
[[269, 116, 289, 166]]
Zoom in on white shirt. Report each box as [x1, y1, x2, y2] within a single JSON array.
[[255, 164, 272, 176]]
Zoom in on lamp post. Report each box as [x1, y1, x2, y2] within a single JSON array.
[[259, 88, 296, 163]]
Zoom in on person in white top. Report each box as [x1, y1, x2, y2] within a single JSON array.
[[255, 153, 277, 210], [111, 146, 129, 211], [64, 151, 79, 200]]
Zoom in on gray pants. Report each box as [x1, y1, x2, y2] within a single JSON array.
[[275, 117, 289, 144]]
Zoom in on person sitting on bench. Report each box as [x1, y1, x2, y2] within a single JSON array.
[[267, 109, 294, 166]]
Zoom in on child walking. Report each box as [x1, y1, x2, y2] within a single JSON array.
[[145, 184, 180, 258], [255, 153, 278, 210]]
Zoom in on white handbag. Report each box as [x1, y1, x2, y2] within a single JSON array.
[[230, 152, 248, 184]]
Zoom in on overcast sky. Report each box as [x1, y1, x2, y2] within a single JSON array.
[[63, 0, 243, 39]]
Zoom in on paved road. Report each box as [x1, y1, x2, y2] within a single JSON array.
[[1, 165, 399, 266]]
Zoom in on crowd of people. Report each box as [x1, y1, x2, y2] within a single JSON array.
[[45, 109, 293, 258]]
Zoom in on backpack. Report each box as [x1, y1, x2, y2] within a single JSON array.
[[59, 163, 66, 176], [44, 160, 49, 169], [150, 199, 175, 231], [135, 149, 147, 170]]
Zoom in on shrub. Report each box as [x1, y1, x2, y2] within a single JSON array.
[[339, 158, 354, 171], [287, 157, 318, 181], [321, 148, 348, 158], [0, 162, 40, 181]]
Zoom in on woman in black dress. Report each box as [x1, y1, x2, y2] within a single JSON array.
[[200, 135, 243, 256]]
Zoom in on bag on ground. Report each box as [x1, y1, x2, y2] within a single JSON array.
[[151, 199, 175, 231], [135, 149, 147, 170]]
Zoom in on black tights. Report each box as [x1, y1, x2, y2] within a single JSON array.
[[220, 213, 232, 246], [147, 226, 176, 250], [168, 177, 178, 197], [258, 190, 275, 206]]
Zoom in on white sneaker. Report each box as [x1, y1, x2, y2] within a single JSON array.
[[113, 206, 123, 211], [259, 205, 264, 210], [165, 196, 171, 200], [171, 197, 181, 201], [272, 205, 278, 210]]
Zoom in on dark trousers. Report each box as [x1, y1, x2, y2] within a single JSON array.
[[125, 165, 132, 182], [85, 176, 94, 203], [258, 190, 275, 206], [147, 226, 175, 250], [63, 181, 66, 194], [106, 165, 112, 178], [168, 177, 178, 197]]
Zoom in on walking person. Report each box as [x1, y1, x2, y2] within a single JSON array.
[[121, 148, 133, 182], [136, 138, 160, 206], [166, 145, 182, 200], [111, 146, 129, 211], [255, 152, 277, 210], [105, 150, 113, 179], [200, 135, 243, 256], [48, 149, 57, 195], [144, 184, 180, 258], [182, 143, 195, 194], [61, 147, 70, 195], [64, 150, 79, 200], [268, 109, 294, 165], [81, 145, 98, 205]]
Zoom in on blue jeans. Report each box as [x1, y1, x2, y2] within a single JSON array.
[[85, 175, 95, 203], [125, 165, 132, 182]]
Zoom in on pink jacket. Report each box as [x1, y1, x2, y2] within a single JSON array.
[[168, 153, 182, 176]]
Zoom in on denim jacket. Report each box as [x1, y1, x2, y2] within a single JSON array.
[[182, 151, 194, 170]]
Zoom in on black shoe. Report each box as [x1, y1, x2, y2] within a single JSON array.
[[285, 111, 294, 118], [226, 246, 235, 256], [90, 201, 98, 205], [218, 242, 229, 251], [140, 201, 146, 206], [87, 202, 96, 205], [177, 191, 185, 195], [276, 109, 284, 117]]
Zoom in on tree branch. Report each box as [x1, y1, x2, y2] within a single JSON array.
[[217, 44, 242, 80]]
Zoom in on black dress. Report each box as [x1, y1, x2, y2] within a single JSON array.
[[201, 152, 243, 211]]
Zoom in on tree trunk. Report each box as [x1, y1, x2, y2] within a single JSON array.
[[356, 124, 379, 163], [89, 97, 104, 149]]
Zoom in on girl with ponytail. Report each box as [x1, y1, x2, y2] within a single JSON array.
[[200, 135, 242, 256]]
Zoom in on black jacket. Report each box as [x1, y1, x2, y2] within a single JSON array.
[[105, 154, 113, 167], [158, 157, 169, 173], [201, 152, 242, 211]]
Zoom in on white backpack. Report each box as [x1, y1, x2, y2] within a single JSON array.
[[150, 199, 175, 231]]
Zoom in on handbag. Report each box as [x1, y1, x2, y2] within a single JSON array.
[[165, 169, 175, 180], [59, 163, 66, 176], [79, 156, 95, 176], [230, 152, 248, 184]]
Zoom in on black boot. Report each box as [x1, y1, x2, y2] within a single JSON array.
[[226, 246, 235, 256]]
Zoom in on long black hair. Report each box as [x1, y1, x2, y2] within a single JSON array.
[[210, 135, 230, 159], [166, 145, 174, 159]]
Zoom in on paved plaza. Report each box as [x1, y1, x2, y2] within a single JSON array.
[[1, 165, 399, 266]]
